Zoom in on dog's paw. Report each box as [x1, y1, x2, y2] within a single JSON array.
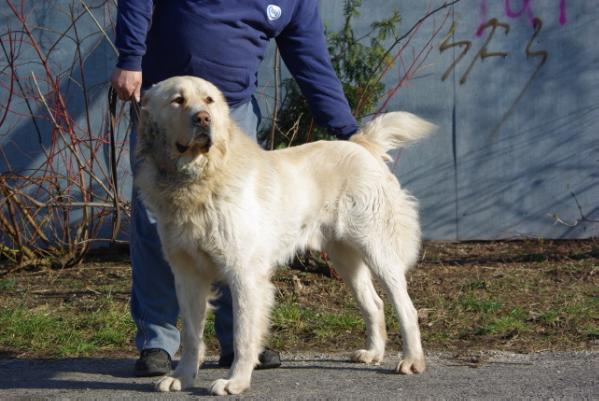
[[210, 378, 250, 395], [155, 376, 182, 392], [395, 356, 426, 375], [351, 349, 383, 365], [155, 375, 194, 392]]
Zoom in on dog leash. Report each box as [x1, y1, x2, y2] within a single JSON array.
[[107, 86, 121, 242], [108, 88, 142, 242]]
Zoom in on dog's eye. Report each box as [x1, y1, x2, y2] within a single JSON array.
[[175, 142, 189, 153], [171, 96, 185, 105], [205, 96, 214, 104]]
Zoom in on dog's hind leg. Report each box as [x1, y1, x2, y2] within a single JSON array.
[[349, 187, 425, 374], [210, 270, 275, 395], [327, 242, 387, 364], [382, 271, 425, 374], [362, 245, 425, 374], [155, 252, 212, 392]]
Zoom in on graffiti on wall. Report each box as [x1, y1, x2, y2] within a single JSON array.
[[440, 0, 568, 84], [478, 0, 568, 33], [438, 0, 567, 132]]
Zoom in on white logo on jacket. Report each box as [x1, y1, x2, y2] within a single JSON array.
[[266, 4, 282, 21]]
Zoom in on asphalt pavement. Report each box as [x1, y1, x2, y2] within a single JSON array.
[[0, 352, 596, 400]]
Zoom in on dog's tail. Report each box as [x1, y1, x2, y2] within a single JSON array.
[[350, 112, 436, 162]]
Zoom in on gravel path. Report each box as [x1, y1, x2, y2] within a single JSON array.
[[0, 352, 596, 400]]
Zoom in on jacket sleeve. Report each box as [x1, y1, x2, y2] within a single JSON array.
[[115, 0, 154, 71], [276, 1, 358, 139]]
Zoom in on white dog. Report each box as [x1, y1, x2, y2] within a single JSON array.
[[135, 76, 435, 395]]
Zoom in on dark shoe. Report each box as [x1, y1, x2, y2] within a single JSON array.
[[134, 348, 172, 377], [218, 348, 282, 370]]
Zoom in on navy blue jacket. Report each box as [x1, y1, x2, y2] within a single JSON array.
[[115, 0, 358, 138]]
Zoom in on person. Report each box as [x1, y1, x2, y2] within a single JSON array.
[[112, 0, 358, 377]]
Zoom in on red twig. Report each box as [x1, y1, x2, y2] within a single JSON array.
[[376, 9, 451, 114], [1, 1, 129, 270]]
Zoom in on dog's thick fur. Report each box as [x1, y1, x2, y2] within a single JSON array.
[[135, 76, 435, 395]]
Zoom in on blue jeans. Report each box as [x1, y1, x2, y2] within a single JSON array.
[[129, 98, 261, 358]]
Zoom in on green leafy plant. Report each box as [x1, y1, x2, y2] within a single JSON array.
[[266, 0, 401, 148]]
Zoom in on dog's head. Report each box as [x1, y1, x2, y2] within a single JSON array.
[[137, 76, 231, 180]]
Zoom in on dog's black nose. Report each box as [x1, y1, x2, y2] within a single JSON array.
[[193, 111, 211, 127]]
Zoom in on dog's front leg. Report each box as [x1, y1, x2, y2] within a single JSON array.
[[155, 257, 212, 392], [210, 272, 274, 396]]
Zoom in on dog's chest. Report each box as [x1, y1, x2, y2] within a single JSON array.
[[160, 201, 241, 263]]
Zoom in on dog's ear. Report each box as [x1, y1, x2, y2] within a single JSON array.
[[136, 106, 158, 158]]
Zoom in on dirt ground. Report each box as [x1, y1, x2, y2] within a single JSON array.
[[0, 239, 597, 359]]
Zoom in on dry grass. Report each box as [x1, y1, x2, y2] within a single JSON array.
[[0, 240, 597, 359]]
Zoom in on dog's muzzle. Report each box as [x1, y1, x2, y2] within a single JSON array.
[[193, 111, 212, 150], [175, 111, 213, 154]]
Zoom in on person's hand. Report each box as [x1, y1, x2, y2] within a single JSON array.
[[111, 68, 142, 102]]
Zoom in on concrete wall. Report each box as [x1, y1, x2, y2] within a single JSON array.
[[1, 0, 597, 241], [319, 0, 599, 239]]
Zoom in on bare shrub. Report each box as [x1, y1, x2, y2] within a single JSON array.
[[0, 0, 129, 273]]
